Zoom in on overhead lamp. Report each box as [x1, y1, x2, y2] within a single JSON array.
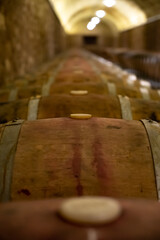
[[96, 10, 106, 18], [87, 21, 96, 31], [103, 0, 116, 8], [131, 15, 138, 24], [91, 16, 100, 25]]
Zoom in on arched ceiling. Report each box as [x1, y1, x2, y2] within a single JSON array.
[[49, 0, 160, 35]]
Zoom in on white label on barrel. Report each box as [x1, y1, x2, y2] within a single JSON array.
[[59, 197, 122, 225]]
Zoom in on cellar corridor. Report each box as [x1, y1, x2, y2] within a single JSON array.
[[0, 0, 160, 239]]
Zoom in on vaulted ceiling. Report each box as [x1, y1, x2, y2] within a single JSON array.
[[49, 0, 160, 36]]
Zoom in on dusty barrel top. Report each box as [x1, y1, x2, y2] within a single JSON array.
[[1, 93, 160, 124], [0, 117, 159, 201]]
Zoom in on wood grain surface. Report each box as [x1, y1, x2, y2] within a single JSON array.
[[0, 198, 160, 240], [0, 117, 155, 201]]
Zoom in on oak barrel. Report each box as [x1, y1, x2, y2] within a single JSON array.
[[54, 71, 102, 83], [0, 117, 159, 202], [102, 76, 160, 101], [60, 57, 94, 72], [1, 94, 160, 123], [1, 79, 160, 104], [0, 82, 109, 103]]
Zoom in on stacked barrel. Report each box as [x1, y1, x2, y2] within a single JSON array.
[[0, 48, 160, 239], [90, 47, 160, 88]]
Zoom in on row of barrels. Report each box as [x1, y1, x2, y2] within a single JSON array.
[[0, 92, 160, 124], [0, 77, 159, 103], [90, 47, 160, 87], [0, 50, 160, 124], [0, 49, 160, 102], [0, 48, 160, 201], [0, 48, 160, 240]]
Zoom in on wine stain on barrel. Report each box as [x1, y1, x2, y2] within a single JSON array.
[[92, 139, 108, 180], [72, 142, 83, 196], [106, 125, 121, 130], [17, 189, 31, 196]]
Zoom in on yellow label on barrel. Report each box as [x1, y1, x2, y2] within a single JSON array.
[[70, 113, 92, 119], [59, 197, 122, 225], [70, 90, 88, 95]]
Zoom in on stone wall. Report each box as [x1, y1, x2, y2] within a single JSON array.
[[0, 0, 66, 86]]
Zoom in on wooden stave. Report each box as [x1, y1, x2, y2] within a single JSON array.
[[1, 93, 160, 123], [0, 117, 158, 201], [0, 79, 160, 104]]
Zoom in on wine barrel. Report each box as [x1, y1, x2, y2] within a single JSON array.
[[0, 60, 66, 103], [53, 55, 160, 100], [0, 86, 42, 103], [89, 54, 157, 91], [0, 50, 69, 96], [103, 79, 160, 100], [0, 82, 110, 103], [0, 59, 104, 103], [0, 94, 160, 123], [54, 71, 102, 83], [1, 51, 159, 102], [101, 72, 150, 89], [61, 57, 94, 72], [0, 94, 121, 123], [0, 198, 160, 240], [1, 93, 160, 123], [49, 82, 109, 95], [0, 117, 159, 202], [47, 81, 160, 101], [1, 79, 160, 104], [4, 53, 66, 88]]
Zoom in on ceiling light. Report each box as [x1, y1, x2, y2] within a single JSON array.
[[91, 17, 100, 25], [131, 15, 139, 24], [103, 0, 116, 8], [96, 10, 106, 18], [87, 22, 96, 31]]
